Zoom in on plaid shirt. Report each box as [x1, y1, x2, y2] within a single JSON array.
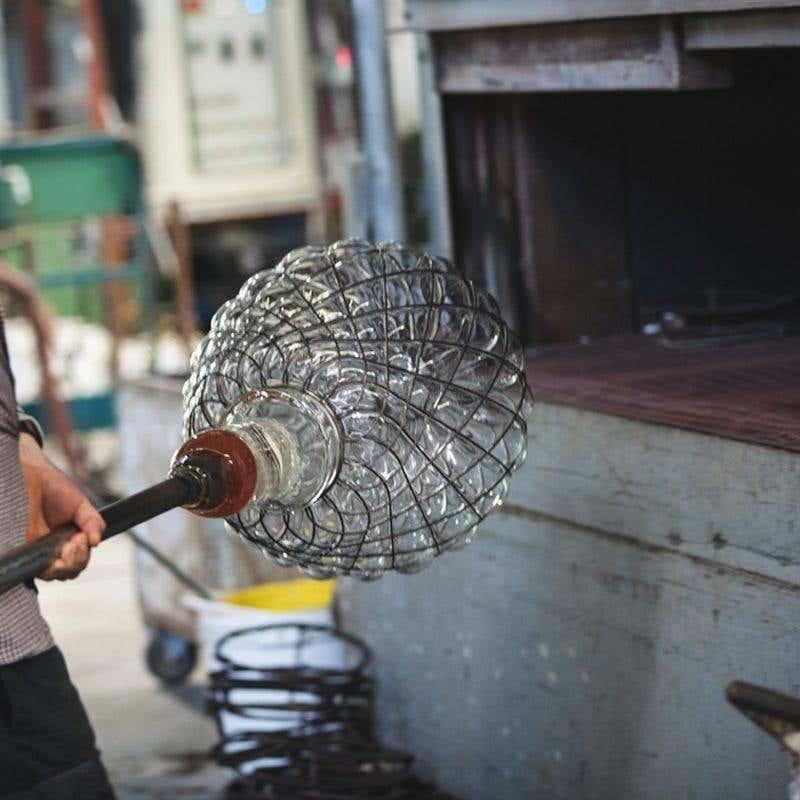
[[0, 316, 53, 664]]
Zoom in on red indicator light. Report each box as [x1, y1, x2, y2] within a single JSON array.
[[335, 47, 352, 69]]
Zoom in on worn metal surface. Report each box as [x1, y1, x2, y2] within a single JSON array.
[[685, 9, 800, 47], [209, 624, 460, 798], [405, 0, 800, 31], [418, 32, 453, 259], [351, 0, 406, 242], [118, 378, 293, 639], [338, 401, 800, 799], [526, 335, 800, 454], [435, 18, 732, 92]]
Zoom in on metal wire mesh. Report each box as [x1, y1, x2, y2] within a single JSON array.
[[183, 239, 532, 578], [209, 624, 461, 800]]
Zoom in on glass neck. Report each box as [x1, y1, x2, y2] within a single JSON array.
[[219, 386, 342, 511]]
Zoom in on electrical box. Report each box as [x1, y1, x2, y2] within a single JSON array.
[[137, 0, 320, 223]]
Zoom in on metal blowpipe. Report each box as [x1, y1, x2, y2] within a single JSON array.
[[0, 428, 259, 597]]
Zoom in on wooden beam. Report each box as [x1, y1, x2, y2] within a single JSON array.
[[101, 215, 138, 382], [164, 200, 198, 354], [684, 9, 800, 48], [435, 17, 733, 93], [406, 0, 800, 32]]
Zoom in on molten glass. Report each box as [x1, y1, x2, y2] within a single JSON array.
[[182, 240, 532, 578], [171, 428, 259, 518]]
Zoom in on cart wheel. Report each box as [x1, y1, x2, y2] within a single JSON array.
[[145, 629, 197, 685]]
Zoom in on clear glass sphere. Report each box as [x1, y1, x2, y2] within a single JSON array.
[[182, 240, 532, 579]]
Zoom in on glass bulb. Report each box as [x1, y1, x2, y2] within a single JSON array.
[[182, 240, 532, 579], [220, 387, 341, 510]]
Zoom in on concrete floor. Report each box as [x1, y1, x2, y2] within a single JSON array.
[[37, 536, 233, 799]]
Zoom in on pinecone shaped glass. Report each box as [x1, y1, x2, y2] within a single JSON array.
[[183, 240, 532, 578]]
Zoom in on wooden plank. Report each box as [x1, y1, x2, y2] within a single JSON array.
[[406, 0, 800, 31], [100, 215, 137, 381], [20, 0, 52, 129], [443, 93, 633, 343], [436, 19, 732, 92], [340, 500, 800, 799], [685, 9, 800, 48], [164, 200, 199, 355], [515, 401, 800, 586], [520, 95, 632, 340], [439, 58, 671, 93], [443, 95, 536, 337]]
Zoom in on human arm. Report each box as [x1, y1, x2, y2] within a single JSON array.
[[18, 431, 105, 580]]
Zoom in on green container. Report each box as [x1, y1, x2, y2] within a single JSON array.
[[0, 135, 141, 224], [20, 393, 117, 434], [0, 135, 149, 324]]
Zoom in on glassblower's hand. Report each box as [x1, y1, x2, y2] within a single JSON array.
[[18, 432, 105, 581]]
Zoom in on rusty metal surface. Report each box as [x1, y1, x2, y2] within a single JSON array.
[[208, 624, 462, 800], [526, 334, 800, 452]]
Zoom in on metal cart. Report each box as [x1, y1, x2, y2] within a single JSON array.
[[0, 134, 153, 438]]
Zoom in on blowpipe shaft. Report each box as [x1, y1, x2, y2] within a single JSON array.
[[0, 427, 260, 598], [0, 474, 201, 599]]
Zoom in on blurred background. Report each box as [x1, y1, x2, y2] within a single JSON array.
[[0, 3, 456, 798], [3, 2, 800, 799]]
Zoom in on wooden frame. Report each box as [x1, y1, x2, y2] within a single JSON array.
[[684, 8, 800, 47], [406, 0, 800, 31], [434, 17, 733, 93]]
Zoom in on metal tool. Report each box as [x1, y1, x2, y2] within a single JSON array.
[[727, 680, 800, 798], [0, 426, 258, 597]]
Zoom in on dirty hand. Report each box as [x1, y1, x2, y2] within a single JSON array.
[[19, 432, 105, 580]]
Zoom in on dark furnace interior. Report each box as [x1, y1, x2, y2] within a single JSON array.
[[444, 46, 800, 453]]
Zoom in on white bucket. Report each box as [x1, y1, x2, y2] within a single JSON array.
[[184, 594, 341, 773], [184, 594, 335, 672]]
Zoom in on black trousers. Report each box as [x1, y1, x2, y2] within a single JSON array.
[[0, 646, 115, 799]]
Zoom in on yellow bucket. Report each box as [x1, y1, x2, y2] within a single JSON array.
[[222, 578, 337, 612]]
